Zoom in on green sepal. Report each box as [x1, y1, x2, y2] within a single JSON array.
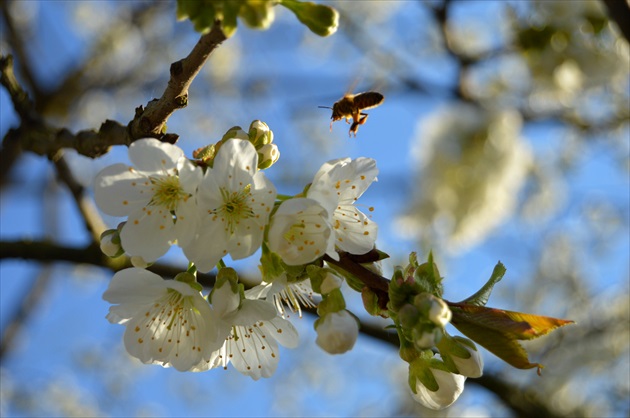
[[413, 252, 443, 297], [174, 272, 203, 292], [317, 288, 346, 316], [327, 263, 364, 293], [306, 264, 327, 293], [408, 353, 448, 393], [279, 0, 339, 37], [435, 333, 473, 374], [361, 287, 384, 317], [259, 242, 285, 283]]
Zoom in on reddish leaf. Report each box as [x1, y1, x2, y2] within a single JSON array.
[[447, 302, 574, 373]]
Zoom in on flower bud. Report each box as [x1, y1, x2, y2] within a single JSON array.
[[248, 120, 273, 147], [428, 297, 451, 327], [315, 310, 358, 354], [130, 255, 151, 268], [320, 272, 342, 295], [280, 0, 339, 37], [100, 229, 123, 258], [412, 327, 442, 350], [257, 143, 280, 170], [412, 369, 466, 410], [450, 337, 484, 378]]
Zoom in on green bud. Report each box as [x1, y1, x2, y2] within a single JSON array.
[[257, 143, 280, 170], [240, 0, 275, 29], [279, 0, 339, 37], [192, 144, 216, 162], [99, 229, 124, 258], [221, 126, 248, 142], [249, 120, 273, 147]]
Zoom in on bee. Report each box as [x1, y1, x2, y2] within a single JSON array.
[[319, 91, 384, 137]]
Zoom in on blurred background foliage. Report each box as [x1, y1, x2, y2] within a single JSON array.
[[0, 0, 628, 416]]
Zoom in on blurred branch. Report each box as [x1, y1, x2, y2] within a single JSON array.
[[602, 0, 630, 43], [0, 266, 53, 363], [53, 156, 108, 242], [0, 239, 217, 288]]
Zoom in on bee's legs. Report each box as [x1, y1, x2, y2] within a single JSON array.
[[349, 121, 359, 137], [357, 113, 369, 125]]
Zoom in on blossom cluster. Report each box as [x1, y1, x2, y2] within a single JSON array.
[[95, 121, 379, 380]]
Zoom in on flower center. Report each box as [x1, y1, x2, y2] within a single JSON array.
[[149, 175, 188, 212], [216, 185, 254, 234]]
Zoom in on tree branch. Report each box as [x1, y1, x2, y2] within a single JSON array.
[[1, 20, 227, 160], [128, 21, 227, 140], [602, 0, 630, 44]]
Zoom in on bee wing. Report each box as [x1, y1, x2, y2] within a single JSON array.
[[353, 92, 384, 111]]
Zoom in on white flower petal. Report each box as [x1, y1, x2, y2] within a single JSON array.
[[262, 316, 299, 349], [229, 299, 277, 326], [412, 369, 466, 410], [94, 163, 150, 217], [128, 138, 183, 173], [221, 325, 280, 380], [173, 196, 200, 248], [333, 205, 377, 254], [177, 157, 203, 194], [103, 268, 220, 372], [213, 139, 258, 185], [315, 310, 359, 354], [120, 207, 175, 262], [268, 198, 332, 266], [182, 220, 228, 273], [210, 279, 242, 317]]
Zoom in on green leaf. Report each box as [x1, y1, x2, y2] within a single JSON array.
[[279, 0, 339, 37], [459, 261, 506, 307], [448, 303, 574, 372]]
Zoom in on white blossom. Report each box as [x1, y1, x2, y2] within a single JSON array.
[[315, 310, 359, 354], [183, 139, 277, 273], [428, 296, 452, 327], [207, 278, 299, 379], [412, 368, 466, 410], [102, 268, 221, 372], [94, 138, 202, 262], [267, 197, 332, 265], [451, 339, 484, 378], [307, 157, 378, 256]]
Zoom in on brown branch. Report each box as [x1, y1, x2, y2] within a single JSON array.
[[0, 266, 53, 363], [602, 0, 630, 44], [128, 21, 227, 140], [53, 155, 108, 242], [0, 239, 217, 287], [1, 20, 227, 160]]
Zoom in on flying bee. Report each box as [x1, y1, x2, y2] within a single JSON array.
[[319, 91, 384, 137]]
